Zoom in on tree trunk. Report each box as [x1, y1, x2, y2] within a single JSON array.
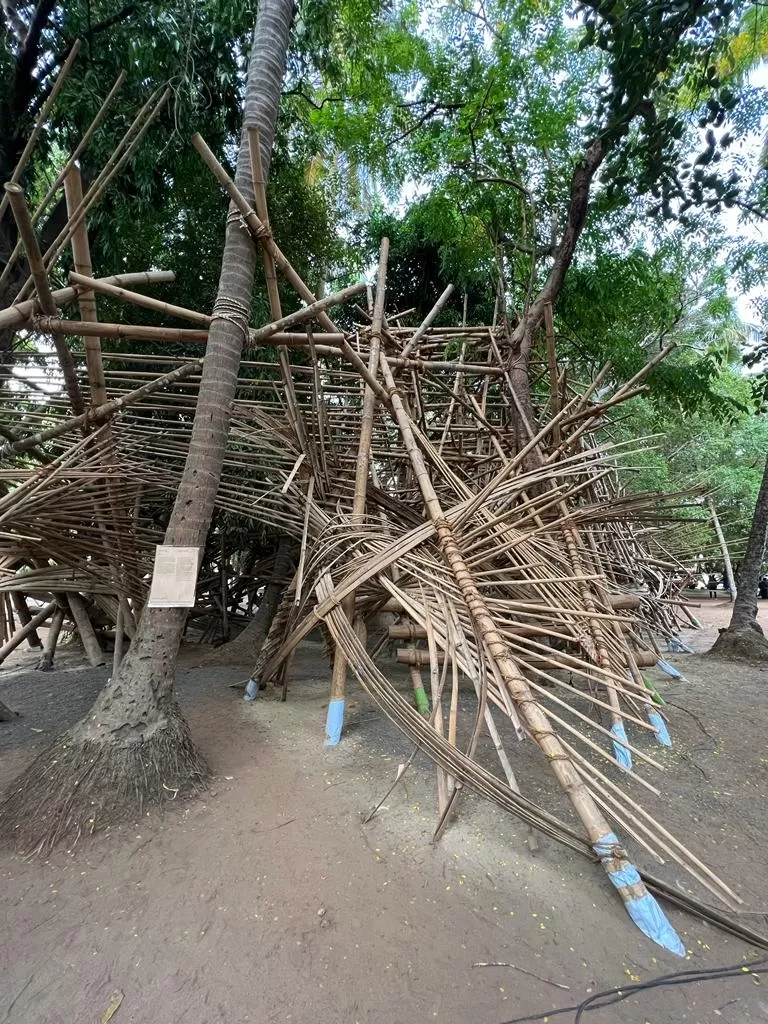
[[710, 455, 768, 661], [0, 0, 295, 854], [206, 537, 295, 666], [506, 138, 606, 432]]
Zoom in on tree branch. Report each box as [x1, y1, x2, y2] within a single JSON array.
[[88, 4, 138, 37], [510, 136, 606, 361], [20, 0, 56, 62]]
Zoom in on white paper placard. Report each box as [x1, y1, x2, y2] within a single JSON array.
[[147, 545, 201, 608]]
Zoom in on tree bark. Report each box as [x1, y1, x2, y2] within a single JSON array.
[[206, 537, 295, 666], [507, 138, 606, 431], [0, 0, 295, 853], [710, 455, 768, 660]]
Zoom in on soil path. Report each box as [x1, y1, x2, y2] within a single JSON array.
[[1, 598, 768, 1023]]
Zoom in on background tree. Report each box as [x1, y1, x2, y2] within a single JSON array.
[[710, 455, 768, 658]]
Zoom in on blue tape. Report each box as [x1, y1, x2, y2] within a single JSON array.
[[324, 698, 345, 746], [592, 832, 621, 857], [243, 678, 258, 701], [668, 636, 694, 654], [610, 722, 632, 771], [648, 710, 672, 747], [606, 864, 642, 887], [625, 892, 687, 957], [657, 658, 687, 681]]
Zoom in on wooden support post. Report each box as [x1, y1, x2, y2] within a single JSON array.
[[67, 594, 105, 667]]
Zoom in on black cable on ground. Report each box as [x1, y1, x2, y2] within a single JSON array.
[[499, 955, 768, 1024]]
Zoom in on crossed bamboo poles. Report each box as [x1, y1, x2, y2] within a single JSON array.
[[0, 73, 736, 954]]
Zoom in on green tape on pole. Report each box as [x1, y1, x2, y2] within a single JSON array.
[[413, 685, 430, 717], [642, 675, 666, 706]]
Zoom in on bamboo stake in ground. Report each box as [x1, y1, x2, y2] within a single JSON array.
[[326, 238, 389, 745], [376, 348, 686, 957], [708, 497, 736, 601]]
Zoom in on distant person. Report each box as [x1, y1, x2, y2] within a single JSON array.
[[759, 576, 768, 600], [722, 571, 730, 592], [707, 574, 718, 599]]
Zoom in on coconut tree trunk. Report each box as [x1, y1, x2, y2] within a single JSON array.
[[206, 537, 295, 666], [710, 455, 768, 660], [0, 0, 295, 853]]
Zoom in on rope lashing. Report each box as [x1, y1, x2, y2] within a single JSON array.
[[211, 295, 251, 341]]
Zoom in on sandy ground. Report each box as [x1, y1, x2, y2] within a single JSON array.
[[1, 597, 768, 1024]]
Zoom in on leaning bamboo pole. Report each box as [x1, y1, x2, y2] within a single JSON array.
[[64, 164, 137, 633], [0, 67, 126, 293], [326, 239, 389, 745], [708, 497, 736, 600], [375, 347, 686, 956], [4, 184, 85, 415], [0, 601, 57, 666], [0, 41, 83, 225]]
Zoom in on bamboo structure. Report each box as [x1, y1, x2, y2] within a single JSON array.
[[0, 75, 733, 956]]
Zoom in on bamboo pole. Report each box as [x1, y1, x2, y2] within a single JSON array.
[[192, 133, 389, 404], [0, 67, 126, 293], [4, 183, 85, 415], [708, 497, 736, 600], [327, 239, 389, 745], [0, 41, 82, 224], [376, 347, 686, 956], [0, 601, 56, 665], [0, 359, 203, 457], [68, 271, 210, 324], [67, 593, 104, 667], [13, 87, 171, 303], [0, 271, 175, 332], [400, 284, 454, 359]]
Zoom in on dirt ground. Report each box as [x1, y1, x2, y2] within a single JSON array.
[[2, 597, 768, 1024]]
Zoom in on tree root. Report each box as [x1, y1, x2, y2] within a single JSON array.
[[708, 624, 768, 663], [0, 700, 209, 855]]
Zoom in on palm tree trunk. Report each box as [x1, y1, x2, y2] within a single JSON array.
[[0, 0, 295, 853], [710, 455, 768, 660]]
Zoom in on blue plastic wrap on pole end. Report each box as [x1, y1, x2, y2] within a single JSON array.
[[243, 678, 258, 701], [657, 658, 687, 681], [648, 709, 672, 747], [593, 831, 621, 858], [324, 698, 345, 746], [668, 636, 695, 654], [610, 722, 633, 771], [625, 892, 687, 957]]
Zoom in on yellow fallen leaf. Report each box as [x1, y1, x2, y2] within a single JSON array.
[[101, 990, 123, 1024]]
